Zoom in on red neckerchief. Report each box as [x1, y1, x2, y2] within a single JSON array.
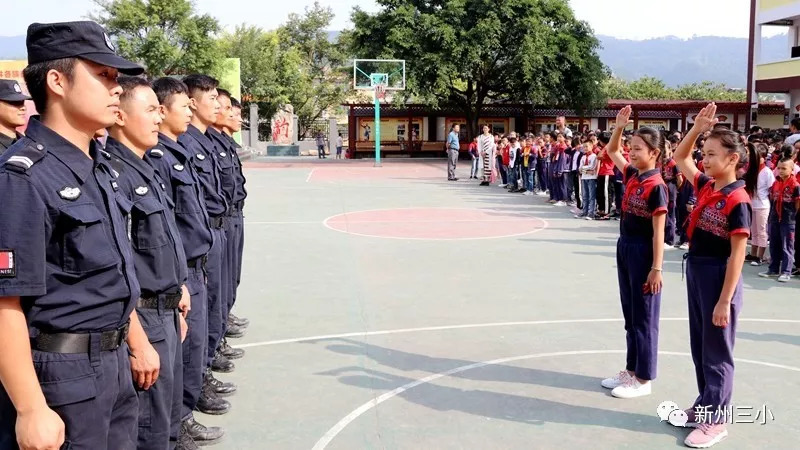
[[772, 175, 799, 221], [687, 180, 728, 240]]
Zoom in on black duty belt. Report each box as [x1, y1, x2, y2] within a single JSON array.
[[137, 292, 181, 310], [210, 216, 225, 229], [32, 321, 130, 354], [188, 254, 208, 270]]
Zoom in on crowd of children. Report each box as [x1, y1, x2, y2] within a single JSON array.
[[472, 108, 799, 448], [477, 117, 800, 279]]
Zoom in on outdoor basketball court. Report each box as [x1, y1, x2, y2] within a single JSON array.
[[205, 158, 800, 449]]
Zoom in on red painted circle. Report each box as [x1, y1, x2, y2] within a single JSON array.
[[324, 208, 547, 240]]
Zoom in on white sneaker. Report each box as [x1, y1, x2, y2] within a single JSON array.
[[498, 184, 507, 188], [759, 271, 779, 278], [611, 377, 652, 399], [601, 370, 631, 389], [585, 216, 594, 221], [537, 191, 548, 197], [680, 243, 689, 250], [554, 201, 566, 206], [778, 274, 791, 282]]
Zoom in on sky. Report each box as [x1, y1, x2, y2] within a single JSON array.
[[0, 0, 787, 39]]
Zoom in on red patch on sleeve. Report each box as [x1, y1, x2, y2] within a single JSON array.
[[0, 250, 15, 277]]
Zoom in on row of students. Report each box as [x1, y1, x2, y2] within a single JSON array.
[[0, 21, 248, 450]]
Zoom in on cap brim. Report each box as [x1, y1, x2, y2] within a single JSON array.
[[80, 52, 144, 75], [0, 93, 32, 102]]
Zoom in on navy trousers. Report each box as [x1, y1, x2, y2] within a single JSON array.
[[181, 264, 208, 419], [136, 306, 182, 450], [616, 236, 661, 380], [0, 343, 138, 450], [686, 255, 742, 420], [206, 227, 227, 365], [665, 182, 678, 246], [768, 219, 795, 275], [229, 211, 244, 313]]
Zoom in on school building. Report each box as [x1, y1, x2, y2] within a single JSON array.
[[344, 100, 789, 158], [748, 0, 800, 128]]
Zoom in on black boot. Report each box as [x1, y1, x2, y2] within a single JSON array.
[[211, 351, 235, 373], [183, 415, 225, 446], [224, 322, 246, 338], [228, 313, 249, 328], [205, 367, 237, 396], [219, 338, 244, 360], [195, 382, 231, 415], [178, 421, 200, 449]]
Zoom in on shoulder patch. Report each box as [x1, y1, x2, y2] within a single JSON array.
[[4, 142, 46, 173], [173, 163, 184, 171], [196, 154, 206, 161]]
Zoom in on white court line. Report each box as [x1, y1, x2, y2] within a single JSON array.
[[311, 349, 800, 450], [235, 317, 800, 349], [305, 168, 316, 183]]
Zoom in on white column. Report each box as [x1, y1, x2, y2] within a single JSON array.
[[436, 117, 446, 141], [509, 117, 516, 133]]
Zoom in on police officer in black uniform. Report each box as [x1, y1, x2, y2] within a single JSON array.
[[224, 97, 249, 334], [106, 76, 190, 450], [0, 79, 31, 153], [148, 77, 228, 448], [205, 89, 247, 352], [177, 74, 236, 405], [0, 21, 143, 450]]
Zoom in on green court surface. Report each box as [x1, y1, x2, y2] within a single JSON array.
[[205, 158, 800, 450]]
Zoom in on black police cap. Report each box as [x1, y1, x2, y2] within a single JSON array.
[[27, 21, 144, 75], [0, 79, 31, 102]]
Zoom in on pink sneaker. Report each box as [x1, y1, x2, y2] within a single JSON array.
[[684, 423, 728, 448]]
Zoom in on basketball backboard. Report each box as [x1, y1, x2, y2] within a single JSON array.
[[353, 59, 406, 91]]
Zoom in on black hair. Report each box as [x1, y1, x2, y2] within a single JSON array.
[[708, 129, 749, 177], [182, 74, 219, 99], [750, 126, 763, 134], [598, 131, 612, 145], [744, 143, 768, 196], [791, 118, 800, 130], [632, 127, 667, 162], [22, 57, 77, 115], [230, 97, 241, 109], [571, 137, 581, 147], [779, 143, 794, 162], [151, 77, 189, 106], [117, 76, 151, 104], [216, 88, 231, 100]]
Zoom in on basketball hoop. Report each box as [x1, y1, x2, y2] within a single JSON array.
[[374, 83, 387, 100]]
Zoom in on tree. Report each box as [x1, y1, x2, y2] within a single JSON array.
[[278, 1, 349, 138], [92, 0, 222, 78], [347, 0, 607, 138], [219, 25, 305, 140]]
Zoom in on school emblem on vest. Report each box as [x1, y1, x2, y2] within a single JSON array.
[[0, 249, 15, 278], [173, 164, 184, 171], [135, 186, 149, 196], [636, 186, 644, 195], [196, 154, 206, 161], [58, 186, 81, 201], [715, 199, 726, 210], [103, 32, 115, 51], [13, 83, 22, 93]]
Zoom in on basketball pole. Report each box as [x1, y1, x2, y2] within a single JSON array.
[[374, 85, 382, 167]]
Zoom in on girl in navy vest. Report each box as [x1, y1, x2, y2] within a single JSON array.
[[600, 106, 667, 399], [662, 143, 680, 246], [673, 103, 752, 449], [759, 153, 800, 281]]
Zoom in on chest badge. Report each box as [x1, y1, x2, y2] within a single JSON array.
[[196, 154, 206, 161], [636, 186, 644, 196], [111, 181, 119, 191], [173, 164, 184, 171], [58, 186, 81, 201], [715, 199, 726, 210], [135, 186, 149, 196], [220, 152, 227, 157], [150, 148, 164, 158]]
